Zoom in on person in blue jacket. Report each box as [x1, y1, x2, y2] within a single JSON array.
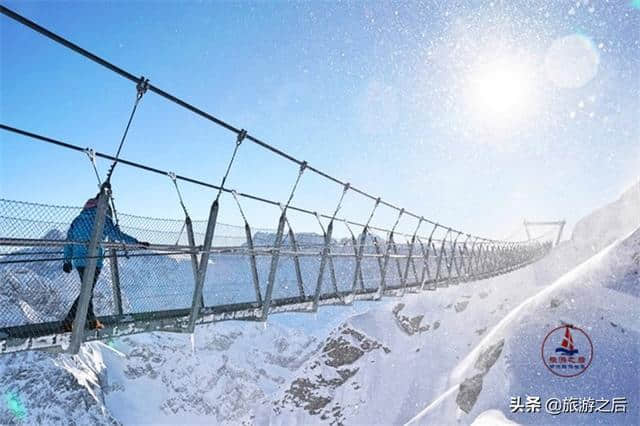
[[62, 195, 149, 331]]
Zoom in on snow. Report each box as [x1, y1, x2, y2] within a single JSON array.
[[414, 227, 640, 424], [470, 409, 518, 425]]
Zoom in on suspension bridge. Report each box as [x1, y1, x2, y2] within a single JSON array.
[[0, 6, 554, 355]]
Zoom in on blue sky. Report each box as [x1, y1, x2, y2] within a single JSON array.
[[1, 1, 638, 240]]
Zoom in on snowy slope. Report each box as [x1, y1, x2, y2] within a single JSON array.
[[411, 227, 639, 425]]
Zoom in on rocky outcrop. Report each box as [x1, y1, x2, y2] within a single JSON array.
[[456, 339, 504, 413], [392, 303, 430, 335], [273, 325, 390, 424]]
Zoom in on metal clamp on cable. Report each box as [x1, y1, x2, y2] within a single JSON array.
[[136, 76, 150, 99], [236, 129, 247, 145], [84, 147, 96, 163]]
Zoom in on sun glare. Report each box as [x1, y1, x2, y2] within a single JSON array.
[[468, 58, 535, 127]]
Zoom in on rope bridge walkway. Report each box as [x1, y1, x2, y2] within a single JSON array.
[[0, 6, 553, 354]]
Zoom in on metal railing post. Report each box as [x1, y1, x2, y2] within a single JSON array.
[[244, 221, 262, 306], [108, 248, 123, 316], [420, 224, 438, 290], [555, 220, 566, 246], [343, 220, 365, 298], [416, 237, 428, 287], [313, 219, 334, 310], [378, 208, 403, 296], [467, 237, 479, 276], [434, 228, 451, 287], [348, 227, 366, 304], [474, 241, 484, 274], [372, 235, 384, 276], [68, 183, 110, 354], [447, 232, 462, 284], [391, 236, 404, 290], [459, 235, 473, 279], [403, 237, 420, 293], [262, 212, 287, 320], [184, 216, 203, 308], [402, 218, 423, 292], [349, 198, 380, 303], [287, 224, 306, 298], [188, 199, 218, 332]]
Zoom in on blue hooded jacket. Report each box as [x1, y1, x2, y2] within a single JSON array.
[[63, 202, 139, 269]]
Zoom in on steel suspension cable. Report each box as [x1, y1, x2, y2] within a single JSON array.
[[0, 5, 499, 242], [0, 124, 538, 244], [215, 129, 246, 201], [104, 77, 149, 183]]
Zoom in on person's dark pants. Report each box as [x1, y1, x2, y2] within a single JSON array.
[[64, 267, 101, 326]]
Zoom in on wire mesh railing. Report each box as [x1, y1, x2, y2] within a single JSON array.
[[0, 199, 551, 354]]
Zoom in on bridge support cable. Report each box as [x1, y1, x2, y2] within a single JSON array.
[[105, 76, 149, 184]]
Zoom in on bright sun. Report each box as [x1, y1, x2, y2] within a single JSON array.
[[468, 58, 534, 127]]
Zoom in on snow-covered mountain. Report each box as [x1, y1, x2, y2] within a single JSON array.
[[1, 182, 638, 425], [413, 227, 640, 425]]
